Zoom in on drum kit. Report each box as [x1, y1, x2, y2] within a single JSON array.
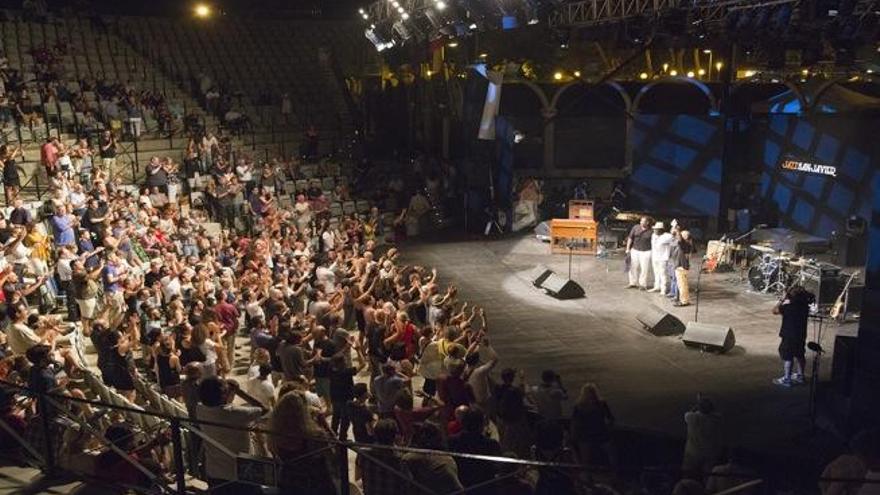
[[746, 244, 813, 294]]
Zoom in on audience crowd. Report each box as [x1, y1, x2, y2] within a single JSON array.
[[0, 13, 878, 495]]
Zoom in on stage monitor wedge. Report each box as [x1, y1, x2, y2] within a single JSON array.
[[682, 322, 736, 353], [636, 304, 685, 336], [542, 274, 585, 300], [529, 265, 554, 288]]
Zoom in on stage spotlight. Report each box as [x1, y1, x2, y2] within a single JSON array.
[[744, 69, 756, 77], [670, 69, 678, 76], [868, 69, 875, 73], [436, 0, 447, 11], [697, 68, 706, 76], [193, 3, 212, 18], [469, 23, 478, 30], [802, 68, 809, 75], [715, 61, 723, 71], [703, 49, 712, 54], [662, 63, 669, 72], [448, 41, 459, 47], [574, 70, 581, 77], [687, 71, 695, 78], [479, 52, 488, 58], [553, 71, 563, 80], [639, 72, 649, 79]]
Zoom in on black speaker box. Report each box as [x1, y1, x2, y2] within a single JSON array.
[[636, 304, 685, 336], [529, 265, 554, 288], [682, 322, 736, 353], [832, 335, 858, 396], [542, 274, 585, 300], [836, 234, 867, 267], [846, 284, 864, 314]]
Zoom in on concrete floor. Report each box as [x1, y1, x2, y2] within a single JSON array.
[[400, 233, 857, 458]]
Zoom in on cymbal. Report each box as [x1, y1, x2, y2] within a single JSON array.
[[749, 244, 776, 254]]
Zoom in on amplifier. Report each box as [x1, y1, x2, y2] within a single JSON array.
[[802, 272, 843, 306], [801, 262, 841, 281]]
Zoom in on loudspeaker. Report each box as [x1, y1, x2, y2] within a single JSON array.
[[529, 265, 554, 288], [542, 274, 585, 299], [682, 322, 736, 353], [636, 304, 685, 336], [832, 335, 858, 396], [836, 234, 867, 267]]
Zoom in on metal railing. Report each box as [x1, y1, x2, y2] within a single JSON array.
[[11, 377, 870, 495]]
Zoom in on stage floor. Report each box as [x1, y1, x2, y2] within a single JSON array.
[[400, 233, 857, 457]]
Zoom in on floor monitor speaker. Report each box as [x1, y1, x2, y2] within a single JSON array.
[[529, 266, 554, 288], [636, 304, 685, 336], [682, 322, 736, 353], [542, 274, 585, 300]]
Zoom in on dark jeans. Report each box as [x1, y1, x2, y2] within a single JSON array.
[[331, 400, 350, 439], [216, 202, 237, 230]]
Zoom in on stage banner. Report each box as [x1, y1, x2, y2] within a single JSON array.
[[758, 114, 878, 238], [478, 70, 504, 140], [628, 114, 724, 217]]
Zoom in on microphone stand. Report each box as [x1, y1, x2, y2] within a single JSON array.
[[807, 315, 827, 432], [694, 257, 705, 322]]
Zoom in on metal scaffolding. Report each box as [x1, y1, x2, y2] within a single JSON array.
[[548, 0, 800, 27]]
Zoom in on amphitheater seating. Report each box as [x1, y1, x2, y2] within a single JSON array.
[[114, 16, 373, 137]]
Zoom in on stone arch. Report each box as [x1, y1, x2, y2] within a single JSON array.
[[548, 80, 632, 114], [632, 76, 717, 113], [501, 79, 551, 113], [810, 77, 850, 111], [729, 80, 808, 112]]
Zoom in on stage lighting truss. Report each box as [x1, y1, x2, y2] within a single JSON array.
[[547, 0, 800, 28], [365, 0, 471, 46]]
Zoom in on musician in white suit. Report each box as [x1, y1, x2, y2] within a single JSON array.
[[649, 222, 673, 294]]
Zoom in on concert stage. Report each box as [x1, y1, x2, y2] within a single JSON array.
[[401, 233, 858, 457]]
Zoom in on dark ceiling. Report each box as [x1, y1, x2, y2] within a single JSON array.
[[50, 0, 371, 19]]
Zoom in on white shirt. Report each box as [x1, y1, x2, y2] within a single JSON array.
[[245, 375, 276, 409], [68, 191, 86, 210], [651, 232, 674, 262], [321, 231, 336, 252], [56, 256, 74, 281], [236, 165, 252, 182], [467, 345, 497, 405], [161, 275, 182, 300]]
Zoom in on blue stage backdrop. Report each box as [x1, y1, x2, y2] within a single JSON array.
[[629, 114, 724, 217], [758, 115, 879, 238]]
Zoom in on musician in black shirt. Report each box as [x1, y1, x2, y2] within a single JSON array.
[[626, 217, 653, 290], [772, 285, 814, 387]]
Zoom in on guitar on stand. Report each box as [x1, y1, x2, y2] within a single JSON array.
[[829, 271, 860, 321]]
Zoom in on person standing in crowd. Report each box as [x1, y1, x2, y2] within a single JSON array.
[[529, 369, 568, 424], [649, 222, 673, 294], [41, 136, 60, 177], [448, 407, 502, 495], [197, 377, 267, 495], [772, 285, 814, 387], [1, 144, 23, 204], [682, 394, 724, 477], [570, 383, 615, 467], [626, 216, 653, 290], [98, 130, 117, 178]]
